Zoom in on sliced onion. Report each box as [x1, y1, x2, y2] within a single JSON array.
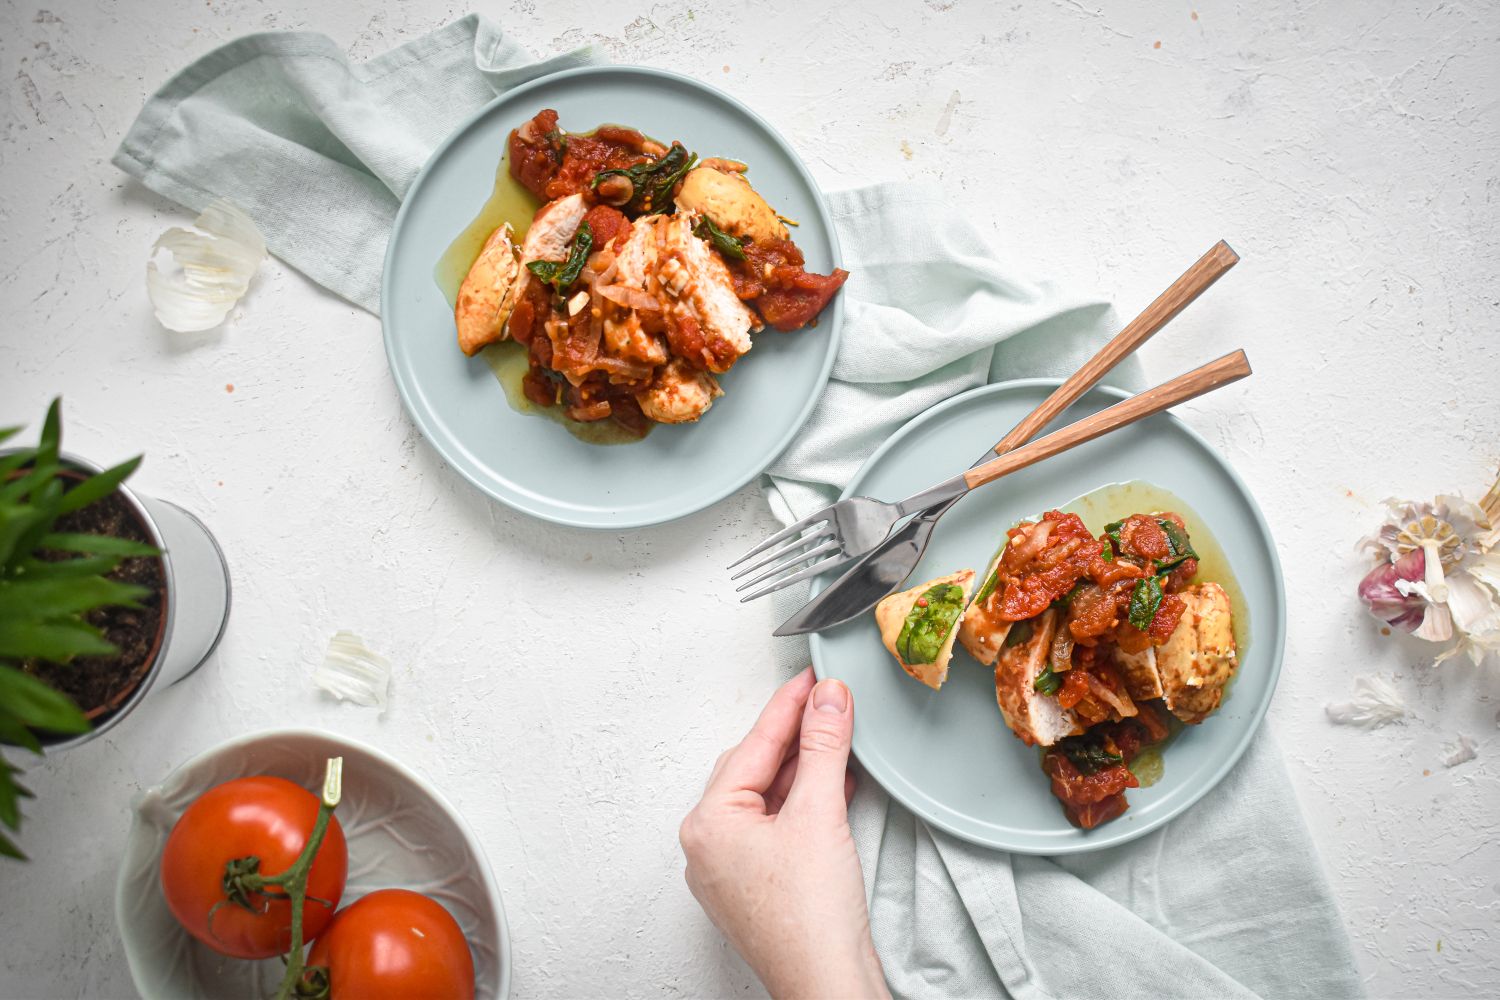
[[1050, 626, 1075, 670], [592, 355, 653, 381], [1084, 673, 1136, 718], [567, 400, 612, 422], [598, 284, 662, 311]]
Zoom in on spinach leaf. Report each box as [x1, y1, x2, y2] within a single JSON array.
[[1060, 738, 1124, 775], [693, 215, 748, 261], [1155, 518, 1199, 573], [1034, 664, 1063, 696], [1100, 539, 1114, 563], [895, 583, 967, 664], [975, 565, 1001, 605], [592, 143, 698, 215], [1127, 575, 1165, 631], [1051, 581, 1087, 610], [1003, 618, 1034, 649], [526, 221, 594, 292], [1103, 519, 1124, 558]]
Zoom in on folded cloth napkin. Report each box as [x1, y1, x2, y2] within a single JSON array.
[[115, 16, 1362, 999]]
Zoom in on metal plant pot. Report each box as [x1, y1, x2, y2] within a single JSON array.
[[21, 452, 232, 750]]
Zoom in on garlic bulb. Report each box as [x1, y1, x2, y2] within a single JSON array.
[[146, 200, 265, 332], [1357, 471, 1500, 666], [313, 630, 391, 711]]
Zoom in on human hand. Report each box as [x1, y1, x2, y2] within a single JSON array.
[[680, 668, 888, 1000]]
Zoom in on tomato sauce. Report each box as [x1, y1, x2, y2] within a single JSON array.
[[730, 238, 850, 332], [497, 108, 848, 435], [1041, 705, 1169, 829], [508, 111, 652, 203]]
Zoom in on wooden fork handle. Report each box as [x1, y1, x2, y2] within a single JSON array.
[[990, 240, 1239, 456], [963, 350, 1252, 491]]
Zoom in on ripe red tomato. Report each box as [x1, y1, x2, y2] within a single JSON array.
[[306, 889, 475, 999], [160, 776, 348, 959]]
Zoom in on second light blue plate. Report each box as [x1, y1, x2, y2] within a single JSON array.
[[810, 379, 1285, 854]]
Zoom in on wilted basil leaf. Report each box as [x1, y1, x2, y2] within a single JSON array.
[[693, 215, 748, 261], [526, 222, 594, 291], [1127, 575, 1164, 631]]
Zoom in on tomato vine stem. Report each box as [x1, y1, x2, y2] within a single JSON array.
[[260, 757, 343, 1000]]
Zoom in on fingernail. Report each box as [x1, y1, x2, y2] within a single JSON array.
[[814, 679, 849, 714]]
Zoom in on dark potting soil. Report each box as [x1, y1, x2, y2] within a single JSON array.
[[27, 487, 166, 719]]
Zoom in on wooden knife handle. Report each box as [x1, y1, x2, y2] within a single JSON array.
[[991, 240, 1240, 456], [964, 349, 1252, 491]]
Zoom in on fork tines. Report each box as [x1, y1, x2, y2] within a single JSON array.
[[726, 515, 843, 602]]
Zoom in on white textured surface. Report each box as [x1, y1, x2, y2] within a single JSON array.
[[0, 2, 1496, 998]]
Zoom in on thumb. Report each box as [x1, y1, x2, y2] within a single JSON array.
[[785, 678, 854, 818]]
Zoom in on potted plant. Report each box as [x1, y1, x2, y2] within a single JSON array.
[[0, 399, 231, 859]]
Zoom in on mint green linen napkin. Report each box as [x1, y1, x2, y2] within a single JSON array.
[[114, 15, 1361, 998]]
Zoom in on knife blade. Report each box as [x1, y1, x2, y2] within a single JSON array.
[[773, 494, 956, 636]]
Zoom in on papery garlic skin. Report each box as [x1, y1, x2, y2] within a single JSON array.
[[1441, 734, 1477, 768], [1326, 675, 1407, 729], [146, 200, 266, 332], [313, 630, 392, 711]]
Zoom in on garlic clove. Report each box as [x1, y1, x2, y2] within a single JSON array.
[[313, 630, 392, 711], [146, 200, 266, 333]]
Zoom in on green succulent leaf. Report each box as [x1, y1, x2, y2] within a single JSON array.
[[0, 450, 31, 480], [0, 505, 55, 571], [0, 708, 43, 754], [0, 755, 32, 859], [37, 533, 158, 558], [35, 400, 61, 468], [0, 577, 148, 621], [0, 619, 117, 663], [54, 455, 142, 516], [13, 555, 127, 579], [0, 666, 90, 734], [0, 461, 61, 506]]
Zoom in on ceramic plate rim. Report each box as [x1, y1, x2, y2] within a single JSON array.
[[114, 726, 513, 999], [380, 64, 844, 529], [808, 377, 1287, 855]]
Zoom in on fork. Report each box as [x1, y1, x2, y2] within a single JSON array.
[[727, 240, 1241, 601]]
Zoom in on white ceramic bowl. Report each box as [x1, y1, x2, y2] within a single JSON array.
[[116, 729, 511, 998]]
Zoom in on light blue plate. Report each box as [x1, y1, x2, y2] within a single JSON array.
[[382, 66, 843, 528], [809, 380, 1286, 854]]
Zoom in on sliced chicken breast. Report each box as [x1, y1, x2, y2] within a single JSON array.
[[520, 193, 587, 265], [994, 609, 1081, 747], [601, 220, 669, 365], [958, 554, 1011, 666], [635, 358, 722, 424], [657, 212, 760, 372], [1113, 645, 1164, 701], [1156, 582, 1238, 724], [454, 223, 522, 356], [502, 193, 588, 343]]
